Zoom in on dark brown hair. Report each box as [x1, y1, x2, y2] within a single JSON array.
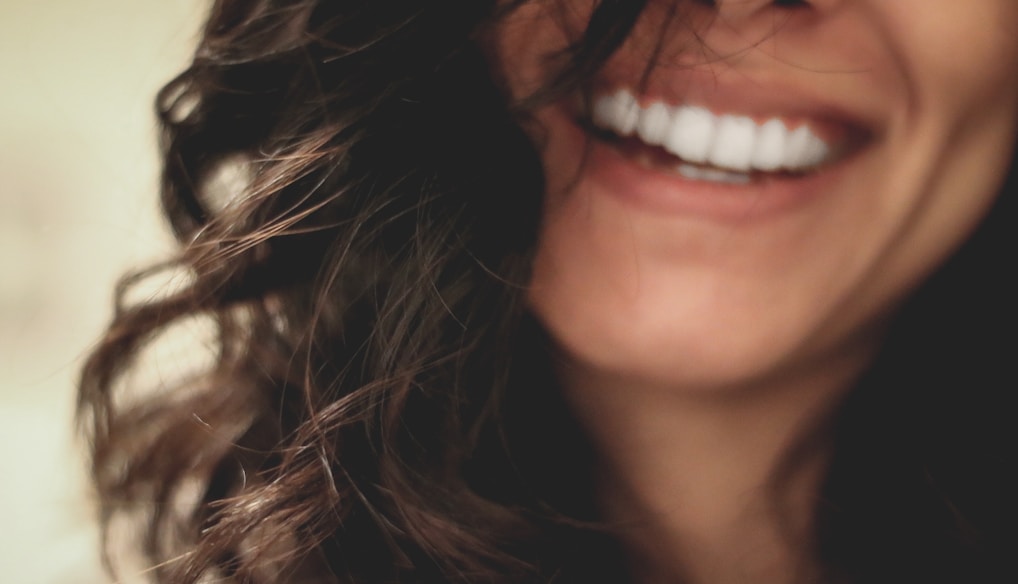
[[80, 1, 646, 582], [79, 1, 1017, 582]]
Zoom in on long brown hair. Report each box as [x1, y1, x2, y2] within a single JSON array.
[[79, 1, 645, 582], [79, 1, 1017, 582]]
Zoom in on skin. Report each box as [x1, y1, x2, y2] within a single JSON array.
[[492, 1, 1018, 582]]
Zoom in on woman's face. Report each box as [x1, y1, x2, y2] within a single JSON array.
[[493, 1, 1018, 389]]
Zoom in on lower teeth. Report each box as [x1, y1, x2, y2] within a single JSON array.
[[676, 163, 751, 185]]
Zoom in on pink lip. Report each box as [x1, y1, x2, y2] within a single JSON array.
[[542, 68, 882, 222], [548, 102, 868, 223], [589, 66, 884, 135]]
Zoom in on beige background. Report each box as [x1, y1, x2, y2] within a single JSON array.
[[1, 1, 203, 582]]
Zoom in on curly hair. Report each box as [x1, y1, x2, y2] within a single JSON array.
[[79, 1, 1017, 583], [80, 1, 648, 582]]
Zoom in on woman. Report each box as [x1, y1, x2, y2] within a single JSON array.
[[80, 1, 1018, 582]]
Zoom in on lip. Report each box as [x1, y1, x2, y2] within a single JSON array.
[[592, 136, 860, 221], [581, 65, 883, 156], [544, 74, 880, 222], [544, 102, 871, 222], [588, 66, 885, 134]]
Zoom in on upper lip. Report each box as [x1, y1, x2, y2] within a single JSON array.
[[582, 67, 883, 144]]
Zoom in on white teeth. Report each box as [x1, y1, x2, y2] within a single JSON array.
[[710, 115, 757, 173], [591, 88, 835, 174], [665, 106, 714, 165], [593, 88, 640, 136], [677, 163, 751, 185], [785, 125, 830, 169], [636, 102, 671, 146], [752, 119, 788, 172]]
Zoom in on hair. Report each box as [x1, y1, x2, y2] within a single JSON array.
[[79, 1, 1017, 583]]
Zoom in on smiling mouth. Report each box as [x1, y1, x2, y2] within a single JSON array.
[[587, 88, 863, 185]]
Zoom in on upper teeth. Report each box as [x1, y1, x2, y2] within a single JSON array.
[[592, 88, 833, 173]]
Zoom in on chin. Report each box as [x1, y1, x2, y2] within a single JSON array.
[[528, 268, 847, 393]]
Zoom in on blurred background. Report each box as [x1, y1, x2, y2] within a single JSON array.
[[1, 2, 203, 582]]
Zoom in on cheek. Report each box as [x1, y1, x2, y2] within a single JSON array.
[[876, 2, 1018, 273], [881, 2, 1018, 119]]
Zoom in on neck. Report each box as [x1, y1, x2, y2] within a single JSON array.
[[557, 345, 872, 584]]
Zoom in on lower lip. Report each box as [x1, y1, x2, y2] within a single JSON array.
[[562, 112, 856, 222]]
